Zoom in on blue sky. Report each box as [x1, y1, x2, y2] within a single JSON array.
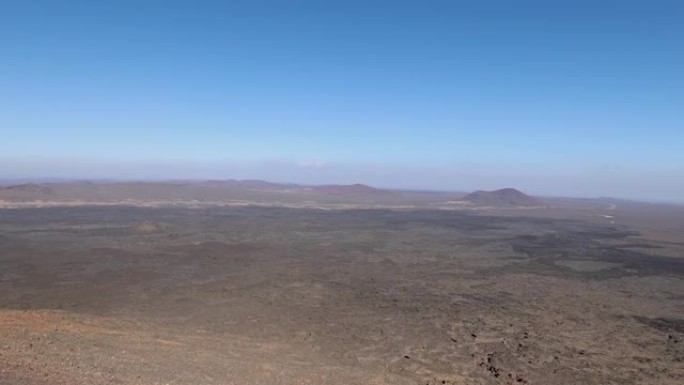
[[1, 1, 682, 201]]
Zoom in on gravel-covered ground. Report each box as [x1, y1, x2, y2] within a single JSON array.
[[1, 205, 682, 384]]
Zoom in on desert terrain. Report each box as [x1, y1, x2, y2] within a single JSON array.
[[0, 182, 682, 384]]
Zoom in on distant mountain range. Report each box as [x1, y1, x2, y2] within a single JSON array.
[[0, 180, 394, 204], [0, 181, 553, 208]]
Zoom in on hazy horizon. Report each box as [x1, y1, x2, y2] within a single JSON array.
[[1, 158, 683, 204], [2, 1, 682, 203]]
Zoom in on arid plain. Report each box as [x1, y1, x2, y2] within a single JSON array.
[[0, 182, 682, 385]]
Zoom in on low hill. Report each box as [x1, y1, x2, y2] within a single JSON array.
[[1, 183, 53, 195], [311, 184, 392, 196], [204, 179, 290, 189], [461, 188, 543, 207]]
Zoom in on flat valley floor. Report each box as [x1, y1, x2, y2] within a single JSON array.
[[1, 205, 683, 384]]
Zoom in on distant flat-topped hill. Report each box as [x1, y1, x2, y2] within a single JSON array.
[[461, 188, 543, 207], [311, 183, 392, 196], [204, 179, 293, 190]]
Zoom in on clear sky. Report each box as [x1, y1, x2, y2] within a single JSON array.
[[1, 1, 682, 201]]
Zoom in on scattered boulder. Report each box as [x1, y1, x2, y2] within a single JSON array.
[[133, 221, 164, 234]]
